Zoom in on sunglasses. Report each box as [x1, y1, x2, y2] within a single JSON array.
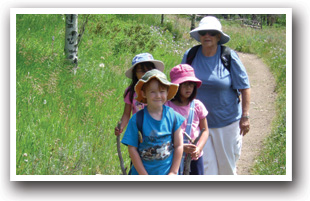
[[198, 30, 219, 37]]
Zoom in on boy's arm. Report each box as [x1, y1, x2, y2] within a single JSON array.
[[128, 145, 148, 175], [168, 127, 183, 175]]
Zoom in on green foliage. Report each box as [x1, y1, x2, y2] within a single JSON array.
[[16, 14, 286, 175], [16, 14, 192, 175]]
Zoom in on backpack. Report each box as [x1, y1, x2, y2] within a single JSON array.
[[186, 45, 240, 102]]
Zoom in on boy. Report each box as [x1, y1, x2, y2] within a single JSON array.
[[121, 69, 185, 175]]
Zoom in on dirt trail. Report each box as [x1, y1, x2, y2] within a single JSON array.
[[236, 52, 277, 175]]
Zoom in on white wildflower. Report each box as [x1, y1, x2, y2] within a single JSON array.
[[43, 100, 47, 104], [24, 159, 28, 162], [99, 63, 105, 68], [23, 153, 27, 157]]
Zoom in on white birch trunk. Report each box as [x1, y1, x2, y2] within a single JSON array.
[[65, 14, 78, 66]]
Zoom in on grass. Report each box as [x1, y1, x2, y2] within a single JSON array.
[[15, 14, 286, 175]]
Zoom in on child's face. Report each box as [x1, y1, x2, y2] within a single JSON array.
[[135, 65, 147, 79], [179, 82, 196, 99], [135, 63, 156, 79], [142, 79, 168, 108]]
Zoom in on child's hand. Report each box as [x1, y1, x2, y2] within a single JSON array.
[[183, 144, 197, 154], [190, 147, 202, 160], [114, 126, 123, 136]]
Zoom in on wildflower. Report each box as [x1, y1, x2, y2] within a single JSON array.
[[24, 159, 28, 162], [23, 153, 27, 157], [99, 63, 105, 68], [43, 100, 47, 104]]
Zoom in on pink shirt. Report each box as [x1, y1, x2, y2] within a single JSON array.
[[166, 99, 208, 157], [124, 87, 145, 115]]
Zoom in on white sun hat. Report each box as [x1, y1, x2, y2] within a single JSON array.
[[190, 16, 230, 44]]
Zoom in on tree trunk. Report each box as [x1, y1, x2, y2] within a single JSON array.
[[64, 14, 78, 66], [161, 14, 164, 25], [190, 14, 196, 30]]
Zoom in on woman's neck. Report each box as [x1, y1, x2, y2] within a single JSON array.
[[202, 44, 218, 57]]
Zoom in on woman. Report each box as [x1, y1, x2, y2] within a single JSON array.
[[181, 16, 251, 175]]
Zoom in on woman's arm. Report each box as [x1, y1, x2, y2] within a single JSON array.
[[115, 103, 132, 136], [239, 88, 251, 136], [128, 145, 148, 175], [168, 127, 183, 175]]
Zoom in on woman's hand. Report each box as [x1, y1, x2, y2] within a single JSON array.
[[240, 117, 250, 136], [239, 88, 251, 136]]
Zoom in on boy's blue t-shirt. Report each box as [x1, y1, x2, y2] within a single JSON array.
[[121, 105, 185, 175], [181, 45, 250, 128]]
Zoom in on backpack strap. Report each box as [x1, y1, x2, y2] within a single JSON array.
[[220, 45, 231, 71], [221, 46, 241, 103], [186, 45, 201, 65], [184, 100, 195, 143], [136, 109, 144, 144], [179, 100, 195, 175]]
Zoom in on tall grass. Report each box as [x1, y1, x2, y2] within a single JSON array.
[[16, 14, 191, 175], [16, 14, 286, 175]]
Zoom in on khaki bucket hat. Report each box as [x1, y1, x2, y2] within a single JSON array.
[[135, 69, 179, 104]]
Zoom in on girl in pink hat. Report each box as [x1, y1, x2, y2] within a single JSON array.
[[166, 64, 209, 175]]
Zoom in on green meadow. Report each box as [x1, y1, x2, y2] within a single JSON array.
[[16, 14, 286, 175]]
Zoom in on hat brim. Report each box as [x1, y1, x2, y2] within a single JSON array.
[[125, 60, 165, 79], [190, 27, 230, 44], [172, 77, 202, 88], [135, 75, 179, 104]]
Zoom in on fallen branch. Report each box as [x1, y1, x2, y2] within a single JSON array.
[[116, 121, 127, 175], [183, 128, 205, 175]]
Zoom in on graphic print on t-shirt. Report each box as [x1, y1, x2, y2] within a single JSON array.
[[135, 101, 144, 111], [139, 130, 173, 161]]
